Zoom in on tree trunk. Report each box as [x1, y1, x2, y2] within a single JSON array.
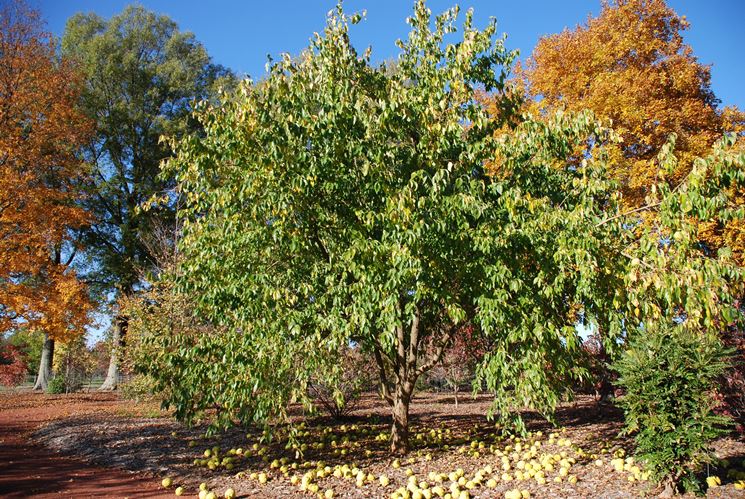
[[454, 386, 459, 407], [33, 334, 54, 391], [596, 334, 614, 405], [390, 383, 413, 455], [99, 315, 127, 391]]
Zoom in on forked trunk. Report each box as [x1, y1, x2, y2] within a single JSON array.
[[99, 315, 127, 391], [374, 301, 459, 455], [33, 334, 54, 391]]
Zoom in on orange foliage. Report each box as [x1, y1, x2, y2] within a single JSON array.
[[0, 1, 93, 340], [515, 0, 745, 260]]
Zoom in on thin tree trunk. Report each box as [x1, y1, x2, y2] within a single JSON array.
[[454, 385, 459, 407], [33, 334, 54, 391], [99, 315, 127, 391], [595, 331, 614, 404]]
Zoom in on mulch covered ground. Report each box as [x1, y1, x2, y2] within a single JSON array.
[[0, 392, 170, 498], [3, 390, 744, 498]]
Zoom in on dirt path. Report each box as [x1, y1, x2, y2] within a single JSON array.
[[0, 392, 169, 498]]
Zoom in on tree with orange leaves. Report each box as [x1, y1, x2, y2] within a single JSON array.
[[0, 0, 93, 390], [515, 0, 745, 421], [518, 0, 743, 211]]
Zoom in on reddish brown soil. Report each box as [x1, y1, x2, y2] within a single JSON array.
[[0, 392, 170, 498]]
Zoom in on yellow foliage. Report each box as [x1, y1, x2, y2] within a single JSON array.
[[514, 0, 745, 262]]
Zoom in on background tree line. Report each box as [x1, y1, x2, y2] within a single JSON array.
[[0, 0, 234, 391]]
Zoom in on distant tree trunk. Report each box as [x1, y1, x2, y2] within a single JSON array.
[[99, 315, 127, 391], [596, 333, 614, 403], [33, 334, 54, 391], [453, 384, 459, 407]]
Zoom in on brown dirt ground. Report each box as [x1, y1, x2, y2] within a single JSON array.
[[0, 391, 171, 498], [1, 391, 745, 498]]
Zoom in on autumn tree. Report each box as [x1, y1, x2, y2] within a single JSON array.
[[60, 6, 234, 390], [515, 0, 745, 417], [426, 325, 484, 406], [518, 0, 745, 258], [0, 0, 93, 390], [0, 342, 28, 386], [52, 334, 96, 392], [140, 0, 744, 458], [520, 0, 741, 201]]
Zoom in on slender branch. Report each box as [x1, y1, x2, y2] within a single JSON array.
[[63, 247, 78, 267], [621, 250, 657, 271], [395, 299, 407, 380], [415, 323, 458, 377], [596, 201, 661, 227], [597, 169, 693, 227], [407, 305, 420, 373], [372, 339, 393, 405]]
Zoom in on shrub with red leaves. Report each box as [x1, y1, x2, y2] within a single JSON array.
[[0, 344, 29, 386]]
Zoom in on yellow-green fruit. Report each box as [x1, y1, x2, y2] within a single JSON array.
[[380, 475, 390, 486], [224, 488, 236, 499], [162, 477, 173, 488], [174, 487, 184, 496], [199, 482, 208, 491], [324, 489, 334, 499], [205, 493, 216, 499], [198, 491, 208, 499]]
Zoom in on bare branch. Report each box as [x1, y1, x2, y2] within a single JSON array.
[[415, 323, 458, 377], [596, 201, 661, 227]]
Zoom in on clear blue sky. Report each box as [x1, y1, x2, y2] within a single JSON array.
[[36, 0, 744, 109]]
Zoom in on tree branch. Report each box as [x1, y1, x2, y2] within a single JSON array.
[[407, 305, 420, 373], [372, 339, 394, 405], [596, 201, 661, 227], [395, 298, 407, 380], [415, 323, 458, 377]]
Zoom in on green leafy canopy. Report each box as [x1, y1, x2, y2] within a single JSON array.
[[155, 1, 744, 440]]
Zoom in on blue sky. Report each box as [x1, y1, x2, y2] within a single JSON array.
[[37, 0, 745, 110]]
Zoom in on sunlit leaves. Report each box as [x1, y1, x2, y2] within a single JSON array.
[[161, 0, 744, 443], [166, 1, 523, 433], [0, 1, 93, 341]]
